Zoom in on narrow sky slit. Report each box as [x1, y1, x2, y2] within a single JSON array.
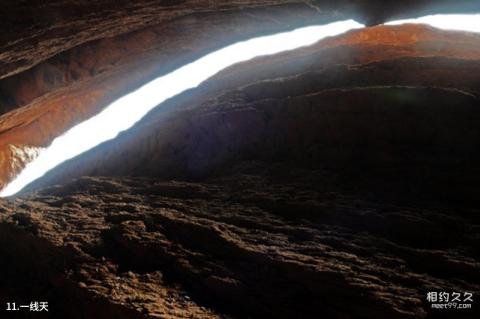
[[0, 20, 364, 196], [386, 14, 480, 33], [2, 14, 478, 196]]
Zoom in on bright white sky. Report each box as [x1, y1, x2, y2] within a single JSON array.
[[386, 14, 480, 33], [1, 14, 479, 196]]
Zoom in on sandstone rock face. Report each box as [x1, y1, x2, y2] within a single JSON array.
[[0, 1, 479, 189], [0, 1, 335, 188], [1, 172, 479, 318], [0, 2, 480, 319], [1, 0, 478, 80], [32, 25, 480, 204]]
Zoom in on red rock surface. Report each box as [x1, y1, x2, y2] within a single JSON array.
[[0, 1, 479, 190], [1, 170, 479, 318], [3, 24, 479, 318], [26, 25, 480, 199], [0, 2, 479, 319], [1, 24, 480, 190], [2, 0, 478, 80]]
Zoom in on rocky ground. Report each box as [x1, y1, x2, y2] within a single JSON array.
[[0, 162, 479, 318]]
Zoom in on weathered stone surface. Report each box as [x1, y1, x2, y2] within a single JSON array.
[[1, 0, 478, 81], [30, 25, 480, 205], [1, 170, 479, 318], [0, 3, 479, 319], [0, 2, 333, 188], [2, 24, 480, 190], [0, 1, 479, 189]]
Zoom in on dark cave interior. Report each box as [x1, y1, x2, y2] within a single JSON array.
[[0, 1, 479, 318]]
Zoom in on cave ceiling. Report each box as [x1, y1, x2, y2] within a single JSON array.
[[0, 0, 479, 190]]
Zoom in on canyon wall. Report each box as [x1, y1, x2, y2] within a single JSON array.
[[0, 3, 479, 319], [27, 25, 480, 205], [1, 0, 480, 190]]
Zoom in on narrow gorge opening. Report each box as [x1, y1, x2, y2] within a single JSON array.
[[0, 19, 364, 197], [0, 3, 479, 319], [2, 14, 480, 197]]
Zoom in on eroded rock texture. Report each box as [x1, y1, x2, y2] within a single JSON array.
[[1, 0, 336, 188], [1, 171, 479, 318], [0, 0, 480, 189], [0, 1, 480, 319], [34, 25, 480, 205]]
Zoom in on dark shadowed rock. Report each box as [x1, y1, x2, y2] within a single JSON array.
[[0, 2, 479, 319]]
